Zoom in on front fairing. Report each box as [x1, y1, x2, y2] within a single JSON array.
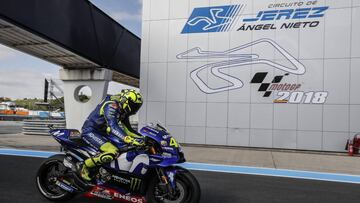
[[140, 125, 185, 167], [139, 125, 167, 143], [148, 145, 185, 167], [148, 153, 180, 167]]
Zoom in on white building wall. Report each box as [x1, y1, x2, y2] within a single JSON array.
[[140, 0, 360, 151]]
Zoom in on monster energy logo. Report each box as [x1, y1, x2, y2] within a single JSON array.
[[130, 178, 141, 191]]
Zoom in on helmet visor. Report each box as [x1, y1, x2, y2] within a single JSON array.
[[128, 100, 142, 115]]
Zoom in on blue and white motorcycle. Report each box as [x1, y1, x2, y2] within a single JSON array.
[[36, 123, 201, 203]]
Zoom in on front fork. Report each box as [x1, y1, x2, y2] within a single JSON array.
[[156, 168, 178, 199]]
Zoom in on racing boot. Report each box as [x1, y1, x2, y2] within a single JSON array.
[[81, 163, 92, 181], [80, 142, 118, 181]]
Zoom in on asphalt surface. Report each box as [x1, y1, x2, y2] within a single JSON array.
[[0, 121, 22, 134], [0, 155, 359, 203]]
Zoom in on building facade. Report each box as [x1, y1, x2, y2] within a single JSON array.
[[140, 0, 360, 151]]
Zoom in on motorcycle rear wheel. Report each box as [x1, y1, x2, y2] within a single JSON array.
[[36, 154, 75, 201]]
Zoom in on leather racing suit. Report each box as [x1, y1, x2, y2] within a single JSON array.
[[80, 95, 143, 180]]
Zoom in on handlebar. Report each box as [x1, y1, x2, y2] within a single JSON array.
[[118, 145, 136, 153], [118, 144, 149, 154]]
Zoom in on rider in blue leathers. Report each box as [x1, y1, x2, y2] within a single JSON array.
[[80, 89, 144, 181]]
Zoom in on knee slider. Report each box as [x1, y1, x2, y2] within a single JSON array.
[[99, 153, 115, 163], [98, 142, 119, 163]]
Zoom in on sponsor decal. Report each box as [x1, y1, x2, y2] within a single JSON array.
[[130, 177, 142, 191], [112, 175, 131, 185], [162, 134, 170, 139], [143, 127, 160, 135], [162, 152, 173, 157], [69, 131, 81, 139], [89, 187, 112, 200], [55, 181, 74, 193], [162, 147, 175, 152], [86, 186, 145, 203], [88, 132, 105, 145], [142, 128, 158, 137], [148, 127, 160, 134], [113, 192, 144, 203], [105, 175, 142, 192], [53, 130, 64, 137], [182, 5, 242, 33]]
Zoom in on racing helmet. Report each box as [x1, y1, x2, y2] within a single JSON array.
[[111, 89, 143, 115]]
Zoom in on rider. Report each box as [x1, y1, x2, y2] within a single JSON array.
[[80, 89, 144, 181]]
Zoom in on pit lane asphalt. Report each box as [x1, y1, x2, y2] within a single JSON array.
[[0, 155, 359, 203]]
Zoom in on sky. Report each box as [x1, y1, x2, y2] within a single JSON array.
[[0, 0, 142, 99]]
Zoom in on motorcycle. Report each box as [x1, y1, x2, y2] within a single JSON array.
[[36, 122, 201, 203]]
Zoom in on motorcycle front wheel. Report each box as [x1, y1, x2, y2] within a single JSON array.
[[146, 167, 201, 203]]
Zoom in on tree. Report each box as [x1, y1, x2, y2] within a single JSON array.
[[0, 97, 11, 102], [78, 95, 90, 103], [49, 97, 64, 111]]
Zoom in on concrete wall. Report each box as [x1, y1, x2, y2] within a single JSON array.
[[60, 69, 111, 130], [140, 0, 360, 151]]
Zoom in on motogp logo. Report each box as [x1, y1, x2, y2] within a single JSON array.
[[182, 5, 243, 34], [250, 72, 301, 97]]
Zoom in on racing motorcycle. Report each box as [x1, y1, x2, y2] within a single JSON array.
[[36, 122, 201, 203]]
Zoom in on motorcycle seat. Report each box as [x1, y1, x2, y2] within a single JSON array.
[[68, 130, 89, 147]]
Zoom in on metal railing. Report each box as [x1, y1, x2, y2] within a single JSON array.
[[22, 119, 138, 136], [22, 119, 66, 135]]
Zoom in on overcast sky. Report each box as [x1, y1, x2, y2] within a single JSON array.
[[0, 0, 142, 99]]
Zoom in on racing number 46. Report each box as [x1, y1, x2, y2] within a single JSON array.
[[169, 138, 179, 148]]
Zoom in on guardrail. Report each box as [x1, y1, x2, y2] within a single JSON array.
[[22, 119, 138, 136], [22, 119, 66, 136]]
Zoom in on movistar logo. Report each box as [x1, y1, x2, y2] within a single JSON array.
[[182, 5, 243, 34]]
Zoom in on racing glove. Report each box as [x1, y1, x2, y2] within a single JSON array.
[[124, 136, 145, 146]]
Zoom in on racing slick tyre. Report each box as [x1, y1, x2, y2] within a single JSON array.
[[36, 154, 75, 202], [146, 167, 201, 203]]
